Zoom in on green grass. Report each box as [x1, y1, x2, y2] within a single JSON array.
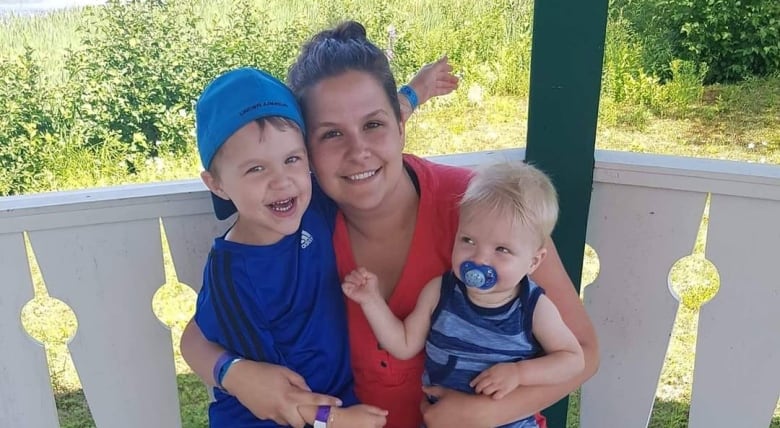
[[0, 8, 84, 82]]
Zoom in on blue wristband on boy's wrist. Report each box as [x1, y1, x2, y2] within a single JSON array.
[[214, 351, 242, 391], [399, 85, 419, 110]]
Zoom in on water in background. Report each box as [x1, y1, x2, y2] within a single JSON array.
[[0, 0, 105, 17]]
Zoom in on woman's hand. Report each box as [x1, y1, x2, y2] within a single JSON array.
[[400, 56, 459, 122], [421, 386, 490, 428], [222, 360, 342, 428]]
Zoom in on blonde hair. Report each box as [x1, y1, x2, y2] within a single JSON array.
[[460, 162, 559, 248]]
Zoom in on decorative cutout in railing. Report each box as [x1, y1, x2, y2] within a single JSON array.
[[580, 244, 600, 297]]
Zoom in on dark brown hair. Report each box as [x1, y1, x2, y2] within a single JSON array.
[[286, 21, 401, 121]]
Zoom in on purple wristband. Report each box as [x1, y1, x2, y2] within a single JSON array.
[[314, 405, 331, 427], [213, 351, 237, 390]]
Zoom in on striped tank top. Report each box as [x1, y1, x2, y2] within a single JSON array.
[[423, 271, 544, 428]]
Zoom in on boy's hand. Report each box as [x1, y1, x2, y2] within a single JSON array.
[[400, 56, 459, 122], [331, 404, 388, 428], [469, 362, 524, 400], [341, 267, 381, 306], [223, 360, 341, 427]]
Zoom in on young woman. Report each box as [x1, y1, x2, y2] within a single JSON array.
[[181, 21, 598, 428]]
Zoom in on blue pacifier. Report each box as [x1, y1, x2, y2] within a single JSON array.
[[459, 261, 498, 290]]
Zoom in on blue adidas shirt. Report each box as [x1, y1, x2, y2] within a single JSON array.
[[195, 190, 356, 427]]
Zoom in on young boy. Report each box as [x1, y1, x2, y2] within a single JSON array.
[[342, 162, 585, 428], [194, 67, 387, 428]]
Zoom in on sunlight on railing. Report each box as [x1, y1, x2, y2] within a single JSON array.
[[580, 244, 600, 298], [651, 196, 719, 426], [151, 220, 198, 375], [18, 232, 92, 426]]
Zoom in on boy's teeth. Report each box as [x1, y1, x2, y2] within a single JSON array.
[[348, 170, 376, 181], [270, 198, 294, 212]]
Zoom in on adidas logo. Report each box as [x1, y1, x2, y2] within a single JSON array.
[[301, 230, 314, 249]]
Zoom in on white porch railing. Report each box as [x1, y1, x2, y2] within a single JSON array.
[[1, 149, 778, 428]]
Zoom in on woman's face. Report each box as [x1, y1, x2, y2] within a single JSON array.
[[303, 70, 406, 213]]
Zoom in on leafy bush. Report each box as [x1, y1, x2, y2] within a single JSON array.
[[63, 0, 318, 173], [203, 1, 312, 81], [600, 14, 708, 123], [601, 15, 660, 108], [673, 0, 779, 82], [615, 0, 780, 83], [63, 0, 215, 172], [0, 49, 60, 194], [0, 0, 322, 194], [2, 0, 750, 195], [657, 59, 708, 115]]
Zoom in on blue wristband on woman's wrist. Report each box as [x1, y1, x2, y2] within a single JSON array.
[[399, 85, 419, 110], [213, 351, 242, 391]]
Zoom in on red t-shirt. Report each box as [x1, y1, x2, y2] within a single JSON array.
[[333, 154, 468, 428]]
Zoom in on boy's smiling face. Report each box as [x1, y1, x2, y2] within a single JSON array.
[[202, 119, 311, 245]]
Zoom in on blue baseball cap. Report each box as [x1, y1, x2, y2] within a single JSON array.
[[195, 67, 306, 220]]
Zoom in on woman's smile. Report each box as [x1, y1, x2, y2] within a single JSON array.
[[344, 167, 381, 182]]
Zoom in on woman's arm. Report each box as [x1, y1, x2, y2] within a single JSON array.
[[180, 319, 341, 427], [422, 238, 599, 427], [399, 56, 459, 123]]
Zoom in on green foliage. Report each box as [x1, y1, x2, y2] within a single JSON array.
[[670, 0, 780, 82], [600, 14, 708, 125], [0, 0, 539, 195], [601, 16, 659, 109], [657, 59, 708, 115], [203, 1, 312, 81], [399, 0, 533, 96], [1, 0, 777, 196], [0, 48, 61, 195], [64, 0, 216, 171], [615, 0, 780, 83], [0, 0, 318, 194]]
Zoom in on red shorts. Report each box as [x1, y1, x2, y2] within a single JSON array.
[[535, 412, 548, 427]]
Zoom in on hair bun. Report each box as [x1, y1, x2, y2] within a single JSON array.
[[331, 21, 367, 41]]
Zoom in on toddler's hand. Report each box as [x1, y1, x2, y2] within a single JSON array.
[[332, 404, 388, 428], [341, 267, 380, 305], [469, 362, 524, 400]]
